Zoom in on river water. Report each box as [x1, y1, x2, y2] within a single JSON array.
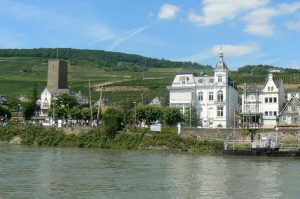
[[0, 144, 300, 199]]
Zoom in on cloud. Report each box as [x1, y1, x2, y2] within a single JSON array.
[[188, 0, 269, 26], [178, 43, 260, 62], [242, 2, 300, 36], [211, 43, 260, 56], [158, 4, 180, 20], [286, 20, 300, 30], [107, 24, 153, 51]]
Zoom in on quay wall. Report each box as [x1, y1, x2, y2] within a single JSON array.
[[181, 128, 300, 140]]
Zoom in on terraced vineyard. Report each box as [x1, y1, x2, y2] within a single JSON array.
[[1, 48, 300, 105]]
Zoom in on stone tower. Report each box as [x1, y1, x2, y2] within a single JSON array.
[[47, 59, 68, 92]]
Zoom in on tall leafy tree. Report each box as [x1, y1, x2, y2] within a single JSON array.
[[163, 107, 182, 126]]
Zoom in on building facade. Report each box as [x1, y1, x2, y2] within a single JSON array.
[[278, 96, 300, 126], [241, 73, 285, 128], [169, 53, 239, 128]]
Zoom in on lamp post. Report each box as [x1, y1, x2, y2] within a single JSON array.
[[297, 110, 300, 149], [52, 97, 57, 126], [133, 102, 136, 128], [17, 104, 20, 124]]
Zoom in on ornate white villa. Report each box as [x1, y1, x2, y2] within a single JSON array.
[[169, 52, 239, 128]]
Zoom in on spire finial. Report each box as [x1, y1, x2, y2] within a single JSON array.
[[219, 46, 223, 58]]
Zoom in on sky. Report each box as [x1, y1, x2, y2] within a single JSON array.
[[0, 0, 300, 70]]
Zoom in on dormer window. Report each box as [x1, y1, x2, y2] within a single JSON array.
[[268, 87, 270, 91], [218, 76, 222, 83], [198, 79, 203, 84], [209, 79, 214, 84], [271, 86, 274, 91], [180, 76, 188, 85]]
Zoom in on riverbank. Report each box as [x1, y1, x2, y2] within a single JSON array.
[[0, 126, 223, 153]]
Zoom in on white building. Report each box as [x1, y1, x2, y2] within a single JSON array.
[[38, 88, 70, 116], [241, 73, 285, 128], [169, 53, 239, 128]]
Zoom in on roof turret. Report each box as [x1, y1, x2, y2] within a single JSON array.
[[216, 51, 227, 69]]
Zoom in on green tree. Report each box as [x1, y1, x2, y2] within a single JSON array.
[[144, 105, 162, 125], [183, 107, 198, 127], [119, 99, 135, 127], [102, 107, 124, 138], [163, 107, 182, 126], [0, 105, 11, 119], [56, 94, 79, 109], [22, 83, 39, 120]]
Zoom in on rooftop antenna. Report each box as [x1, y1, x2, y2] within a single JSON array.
[[219, 46, 224, 57]]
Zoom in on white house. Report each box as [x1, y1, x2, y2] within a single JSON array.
[[241, 72, 285, 128], [38, 88, 70, 117], [169, 53, 239, 128]]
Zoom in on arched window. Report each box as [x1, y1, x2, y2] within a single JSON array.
[[271, 86, 274, 91], [217, 90, 223, 102]]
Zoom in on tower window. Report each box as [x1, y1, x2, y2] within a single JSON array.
[[217, 90, 223, 102], [218, 76, 222, 82]]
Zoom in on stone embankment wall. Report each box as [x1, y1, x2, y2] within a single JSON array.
[[181, 128, 300, 140]]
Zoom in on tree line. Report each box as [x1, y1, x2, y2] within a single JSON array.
[[0, 48, 211, 72]]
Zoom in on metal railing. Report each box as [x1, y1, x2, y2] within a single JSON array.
[[224, 139, 300, 151]]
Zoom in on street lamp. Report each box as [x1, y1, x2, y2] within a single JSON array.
[[52, 97, 57, 126], [297, 110, 300, 149], [133, 102, 136, 128]]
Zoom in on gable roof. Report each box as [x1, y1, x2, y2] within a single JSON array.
[[279, 95, 300, 116]]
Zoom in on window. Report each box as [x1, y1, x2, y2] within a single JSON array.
[[209, 79, 214, 84], [217, 90, 223, 102], [180, 76, 188, 85], [269, 111, 273, 116], [218, 76, 222, 82], [274, 111, 277, 116], [265, 98, 268, 103], [198, 79, 203, 84], [273, 97, 277, 103], [265, 111, 268, 116], [209, 92, 214, 101], [271, 86, 274, 91], [198, 92, 203, 101], [269, 97, 272, 103], [268, 87, 270, 91], [217, 106, 223, 117]]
